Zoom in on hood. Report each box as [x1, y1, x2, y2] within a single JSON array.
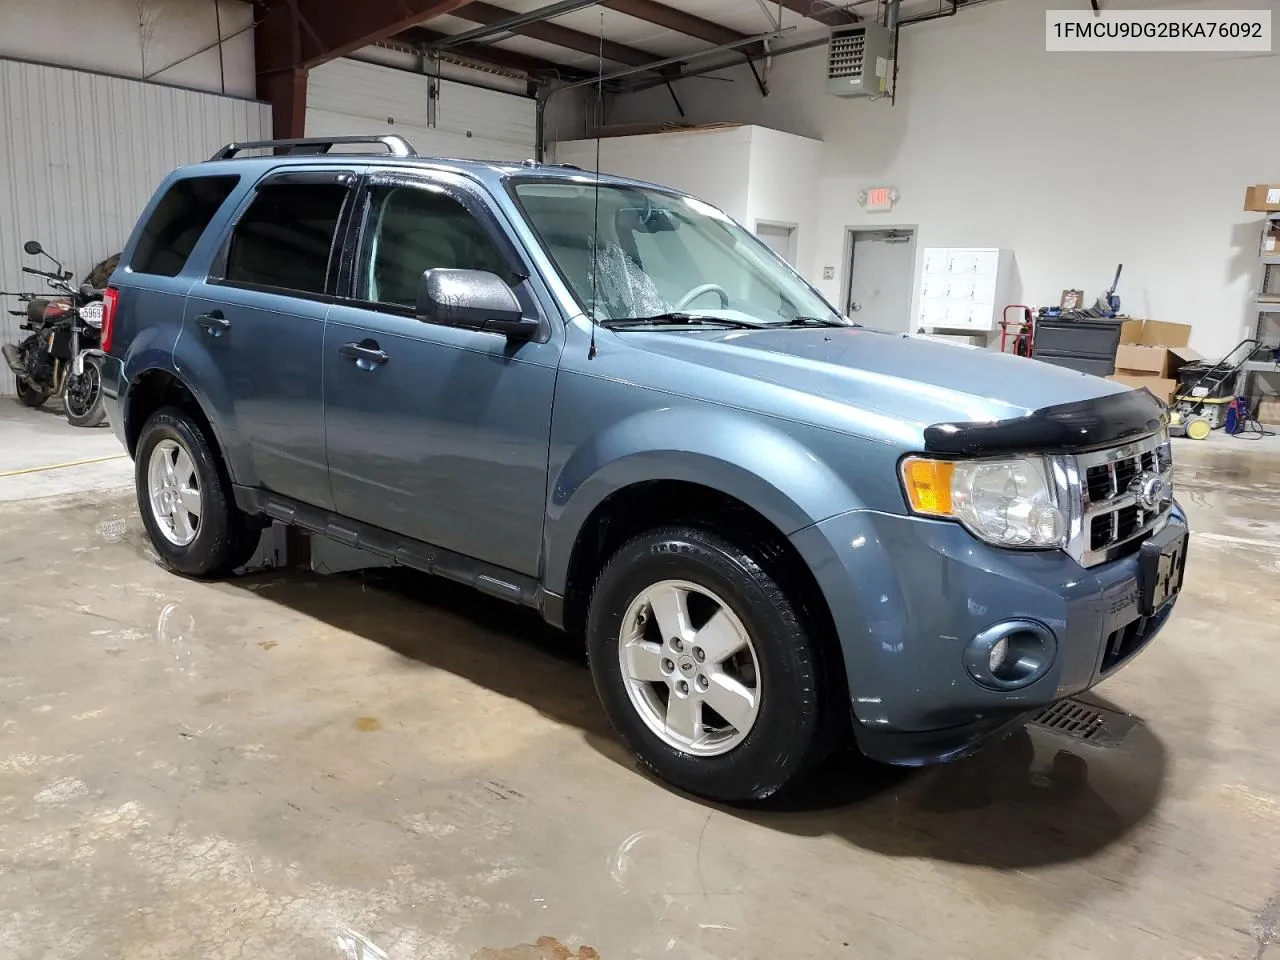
[[624, 325, 1127, 433]]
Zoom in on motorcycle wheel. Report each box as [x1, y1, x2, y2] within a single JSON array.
[[15, 378, 49, 408], [63, 358, 106, 428]]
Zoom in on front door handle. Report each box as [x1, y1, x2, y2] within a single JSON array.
[[339, 339, 389, 367], [196, 311, 231, 333]]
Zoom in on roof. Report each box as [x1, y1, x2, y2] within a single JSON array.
[[196, 136, 685, 193]]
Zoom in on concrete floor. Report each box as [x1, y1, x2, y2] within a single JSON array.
[[1, 404, 1279, 960]]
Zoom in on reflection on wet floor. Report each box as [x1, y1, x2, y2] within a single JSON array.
[[1, 469, 1279, 958]]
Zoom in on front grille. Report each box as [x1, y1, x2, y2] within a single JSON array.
[[1069, 433, 1172, 567]]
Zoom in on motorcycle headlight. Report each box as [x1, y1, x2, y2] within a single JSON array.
[[80, 301, 104, 328], [899, 455, 1066, 549]]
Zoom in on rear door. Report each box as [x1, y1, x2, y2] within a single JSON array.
[[321, 170, 562, 577], [182, 168, 358, 510]]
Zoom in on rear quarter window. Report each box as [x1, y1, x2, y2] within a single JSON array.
[[130, 175, 240, 277]]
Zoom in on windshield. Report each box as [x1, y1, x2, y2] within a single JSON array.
[[509, 178, 847, 327]]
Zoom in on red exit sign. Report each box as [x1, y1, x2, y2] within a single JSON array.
[[861, 186, 898, 212]]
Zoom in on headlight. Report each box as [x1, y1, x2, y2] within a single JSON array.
[[899, 455, 1066, 549], [80, 301, 104, 329]]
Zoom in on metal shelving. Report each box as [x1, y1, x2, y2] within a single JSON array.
[[1240, 228, 1280, 395]]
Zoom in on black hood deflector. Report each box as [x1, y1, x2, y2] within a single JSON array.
[[923, 387, 1166, 456]]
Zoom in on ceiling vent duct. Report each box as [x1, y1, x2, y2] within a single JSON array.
[[826, 23, 895, 99]]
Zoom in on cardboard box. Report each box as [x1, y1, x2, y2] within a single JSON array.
[[1245, 184, 1280, 212], [1114, 343, 1202, 377], [1258, 396, 1280, 424], [1117, 318, 1191, 348], [1262, 225, 1280, 257], [1112, 319, 1201, 380], [1108, 374, 1177, 405]]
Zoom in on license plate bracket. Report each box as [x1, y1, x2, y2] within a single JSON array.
[[1138, 523, 1188, 616]]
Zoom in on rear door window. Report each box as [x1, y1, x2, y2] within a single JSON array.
[[130, 175, 240, 277], [220, 179, 351, 297]]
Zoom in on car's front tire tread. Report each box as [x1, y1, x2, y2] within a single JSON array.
[[586, 525, 825, 803]]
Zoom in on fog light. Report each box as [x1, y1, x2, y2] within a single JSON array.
[[963, 619, 1057, 691]]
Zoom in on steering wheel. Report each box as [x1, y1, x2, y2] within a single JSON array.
[[675, 283, 729, 310]]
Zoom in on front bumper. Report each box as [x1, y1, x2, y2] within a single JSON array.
[[790, 502, 1186, 765]]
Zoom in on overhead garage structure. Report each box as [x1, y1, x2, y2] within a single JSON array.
[[305, 58, 537, 162], [5, 0, 1280, 958]]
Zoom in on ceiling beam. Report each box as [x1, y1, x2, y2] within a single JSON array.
[[432, 0, 603, 48], [450, 1, 665, 68], [771, 0, 860, 26], [600, 0, 751, 47], [394, 25, 591, 78], [257, 0, 480, 74]]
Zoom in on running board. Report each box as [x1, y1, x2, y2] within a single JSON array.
[[232, 486, 546, 610]]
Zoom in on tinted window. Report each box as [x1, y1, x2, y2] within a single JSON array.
[[131, 175, 239, 277], [224, 182, 349, 295], [357, 184, 509, 308]]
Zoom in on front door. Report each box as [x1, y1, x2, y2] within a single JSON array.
[[184, 169, 357, 510], [322, 172, 561, 577]]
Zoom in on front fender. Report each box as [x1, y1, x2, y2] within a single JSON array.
[[543, 405, 866, 595]]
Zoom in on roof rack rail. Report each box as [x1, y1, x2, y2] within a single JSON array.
[[208, 135, 418, 161]]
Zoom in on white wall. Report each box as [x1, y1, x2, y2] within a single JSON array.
[[603, 0, 1280, 357], [743, 127, 824, 291], [554, 125, 823, 263], [556, 126, 755, 221], [0, 0, 255, 98]]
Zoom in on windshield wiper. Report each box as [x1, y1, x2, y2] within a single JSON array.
[[779, 315, 857, 328], [599, 312, 764, 330]]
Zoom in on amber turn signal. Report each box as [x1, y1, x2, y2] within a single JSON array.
[[900, 457, 955, 516]]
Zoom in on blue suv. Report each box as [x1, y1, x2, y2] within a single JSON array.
[[99, 135, 1187, 802]]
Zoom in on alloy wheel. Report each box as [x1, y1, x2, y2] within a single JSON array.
[[146, 439, 202, 546], [617, 579, 761, 757]]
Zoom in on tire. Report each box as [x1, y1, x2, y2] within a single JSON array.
[[63, 359, 106, 428], [586, 526, 825, 803], [15, 379, 48, 408], [135, 406, 259, 577]]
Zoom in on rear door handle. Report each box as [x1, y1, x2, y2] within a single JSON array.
[[196, 311, 230, 333], [339, 340, 389, 366]]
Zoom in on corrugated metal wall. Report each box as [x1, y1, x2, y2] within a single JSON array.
[[0, 58, 270, 395], [307, 58, 536, 163]]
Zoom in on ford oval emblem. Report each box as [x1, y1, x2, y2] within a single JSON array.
[[1131, 471, 1172, 511]]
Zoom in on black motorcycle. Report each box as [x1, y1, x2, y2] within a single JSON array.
[[2, 240, 106, 428]]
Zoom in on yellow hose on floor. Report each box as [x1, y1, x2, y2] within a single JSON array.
[[0, 453, 128, 479]]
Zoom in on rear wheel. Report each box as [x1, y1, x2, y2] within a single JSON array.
[[15, 379, 48, 408], [586, 526, 825, 802], [136, 407, 259, 577]]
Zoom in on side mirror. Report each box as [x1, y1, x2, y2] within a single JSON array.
[[23, 240, 43, 256], [416, 268, 538, 341]]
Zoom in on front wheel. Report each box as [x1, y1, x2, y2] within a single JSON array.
[[63, 359, 105, 427], [586, 526, 826, 802], [135, 407, 260, 577]]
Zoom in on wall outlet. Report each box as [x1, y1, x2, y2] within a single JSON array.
[[823, 266, 836, 280]]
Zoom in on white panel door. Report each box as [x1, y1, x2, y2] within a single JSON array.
[[0, 58, 271, 396], [435, 79, 536, 161], [847, 232, 916, 333], [306, 59, 535, 163]]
